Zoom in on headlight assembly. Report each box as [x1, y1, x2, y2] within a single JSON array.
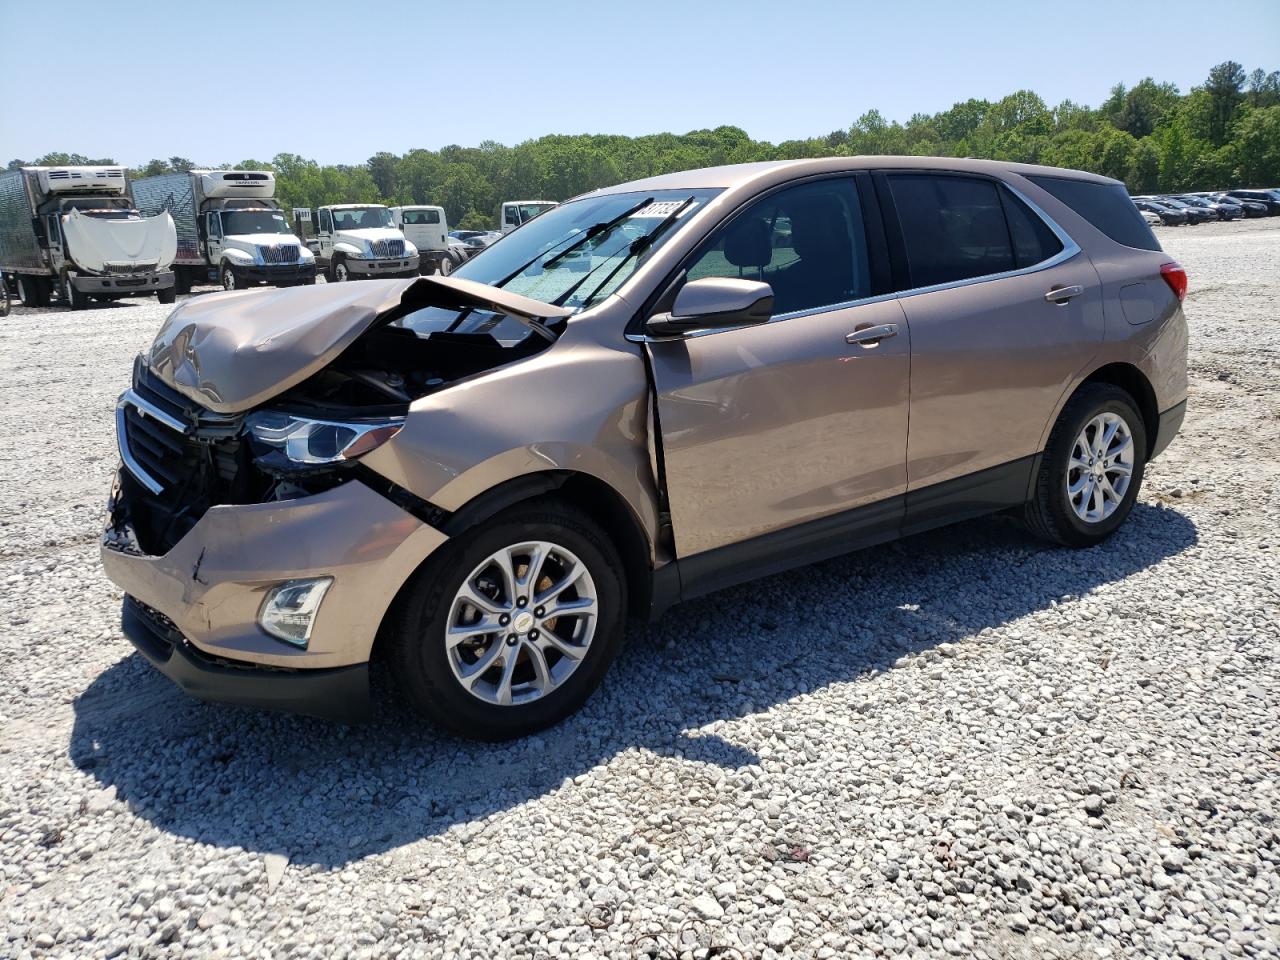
[[245, 410, 404, 472]]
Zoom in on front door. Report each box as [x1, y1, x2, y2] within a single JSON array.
[[205, 211, 224, 264], [645, 176, 910, 562]]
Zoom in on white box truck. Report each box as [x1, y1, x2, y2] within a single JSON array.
[[295, 204, 419, 282], [500, 200, 558, 234], [389, 205, 453, 274], [0, 166, 176, 309], [132, 170, 315, 293]]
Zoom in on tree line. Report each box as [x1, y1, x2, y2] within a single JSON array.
[[9, 61, 1278, 231]]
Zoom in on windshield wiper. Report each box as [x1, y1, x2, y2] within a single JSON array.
[[491, 199, 654, 289], [555, 196, 697, 309]]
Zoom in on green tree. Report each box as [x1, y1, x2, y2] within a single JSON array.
[[1203, 60, 1246, 146]]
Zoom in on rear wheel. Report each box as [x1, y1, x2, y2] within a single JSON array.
[[1024, 383, 1147, 548], [387, 500, 626, 740], [175, 270, 193, 296], [18, 275, 48, 307]]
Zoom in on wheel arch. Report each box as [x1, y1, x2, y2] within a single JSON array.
[[439, 471, 655, 621], [373, 470, 657, 666], [1076, 362, 1159, 456]]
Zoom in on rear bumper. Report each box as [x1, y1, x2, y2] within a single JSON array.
[[122, 596, 370, 722], [72, 270, 174, 294], [1152, 399, 1186, 460]]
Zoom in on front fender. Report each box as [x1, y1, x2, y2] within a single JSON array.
[[332, 242, 364, 258]]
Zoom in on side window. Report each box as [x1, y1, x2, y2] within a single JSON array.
[[207, 213, 222, 239], [424, 209, 441, 224], [887, 175, 1015, 288], [684, 178, 871, 316], [48, 215, 61, 244], [1001, 187, 1063, 268], [319, 208, 332, 232]]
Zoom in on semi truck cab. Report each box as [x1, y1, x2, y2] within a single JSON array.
[[390, 205, 451, 274], [500, 200, 558, 234], [304, 204, 419, 282]]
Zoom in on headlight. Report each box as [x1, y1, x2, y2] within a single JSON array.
[[298, 247, 314, 260], [224, 247, 255, 262], [245, 410, 404, 472], [404, 241, 418, 257]]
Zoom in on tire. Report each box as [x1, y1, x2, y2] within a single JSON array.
[[332, 257, 350, 282], [62, 274, 90, 310], [303, 275, 317, 285], [18, 275, 49, 307], [1024, 383, 1148, 548], [386, 499, 627, 740], [220, 263, 242, 291], [157, 286, 177, 305], [0, 279, 9, 318], [175, 270, 193, 296], [437, 256, 453, 276]]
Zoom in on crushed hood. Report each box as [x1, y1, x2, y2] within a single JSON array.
[[147, 276, 573, 414], [63, 209, 177, 273]]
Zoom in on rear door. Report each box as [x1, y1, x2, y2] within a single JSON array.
[[645, 175, 910, 562], [876, 172, 1104, 512]]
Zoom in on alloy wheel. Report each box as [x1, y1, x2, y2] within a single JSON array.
[[445, 540, 598, 706], [1067, 412, 1134, 523]]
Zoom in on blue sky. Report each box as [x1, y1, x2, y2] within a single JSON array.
[[1, 0, 1276, 166]]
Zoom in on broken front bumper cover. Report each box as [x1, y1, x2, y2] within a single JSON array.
[[122, 596, 369, 722]]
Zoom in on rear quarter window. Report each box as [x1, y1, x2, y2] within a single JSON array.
[[1028, 176, 1161, 252]]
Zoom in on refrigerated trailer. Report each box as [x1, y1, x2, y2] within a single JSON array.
[[132, 170, 315, 293], [0, 166, 176, 309]]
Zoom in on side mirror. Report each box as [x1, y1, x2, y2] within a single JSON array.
[[646, 277, 773, 337]]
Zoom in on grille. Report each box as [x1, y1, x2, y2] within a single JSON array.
[[369, 238, 405, 259], [117, 361, 247, 554], [104, 261, 159, 275], [258, 244, 299, 264]]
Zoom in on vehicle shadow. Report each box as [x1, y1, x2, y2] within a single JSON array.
[[70, 503, 1197, 868]]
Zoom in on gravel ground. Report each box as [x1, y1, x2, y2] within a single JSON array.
[[1, 219, 1278, 960]]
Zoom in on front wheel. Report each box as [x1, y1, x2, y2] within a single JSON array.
[[220, 263, 243, 291], [157, 286, 176, 304], [1024, 383, 1147, 548], [386, 500, 626, 740], [332, 258, 350, 282]]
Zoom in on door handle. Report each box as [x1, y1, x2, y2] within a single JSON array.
[[1044, 284, 1084, 304], [845, 323, 899, 346]]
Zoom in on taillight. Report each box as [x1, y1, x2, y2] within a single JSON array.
[[1160, 261, 1188, 302]]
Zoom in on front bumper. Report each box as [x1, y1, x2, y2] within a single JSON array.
[[347, 254, 420, 276], [233, 262, 317, 284], [72, 270, 174, 295], [122, 596, 370, 721], [102, 468, 448, 676]]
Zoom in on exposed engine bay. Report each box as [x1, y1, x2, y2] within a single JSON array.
[[112, 283, 567, 557]]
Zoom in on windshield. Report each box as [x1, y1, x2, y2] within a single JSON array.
[[221, 209, 294, 236], [59, 197, 138, 219], [332, 207, 394, 230], [401, 209, 440, 225], [398, 188, 719, 341]]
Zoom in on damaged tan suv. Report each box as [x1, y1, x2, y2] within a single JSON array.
[[102, 158, 1188, 739]]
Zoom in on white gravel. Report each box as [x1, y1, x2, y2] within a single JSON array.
[[1, 221, 1279, 959]]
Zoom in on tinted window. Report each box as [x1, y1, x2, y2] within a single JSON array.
[[1028, 175, 1160, 252], [1001, 187, 1063, 268], [887, 175, 1015, 288], [685, 178, 870, 316]]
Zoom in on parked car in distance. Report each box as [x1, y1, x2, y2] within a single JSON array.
[[1137, 208, 1162, 226], [1225, 190, 1280, 214], [103, 157, 1188, 739], [1173, 195, 1240, 220], [1205, 193, 1268, 217], [1133, 198, 1188, 225], [1146, 197, 1214, 224]]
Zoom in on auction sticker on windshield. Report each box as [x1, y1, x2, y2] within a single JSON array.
[[632, 201, 690, 218]]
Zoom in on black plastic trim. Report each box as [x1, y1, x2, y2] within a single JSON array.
[[661, 456, 1039, 610], [122, 597, 369, 723], [354, 466, 452, 529], [1151, 399, 1186, 460]]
